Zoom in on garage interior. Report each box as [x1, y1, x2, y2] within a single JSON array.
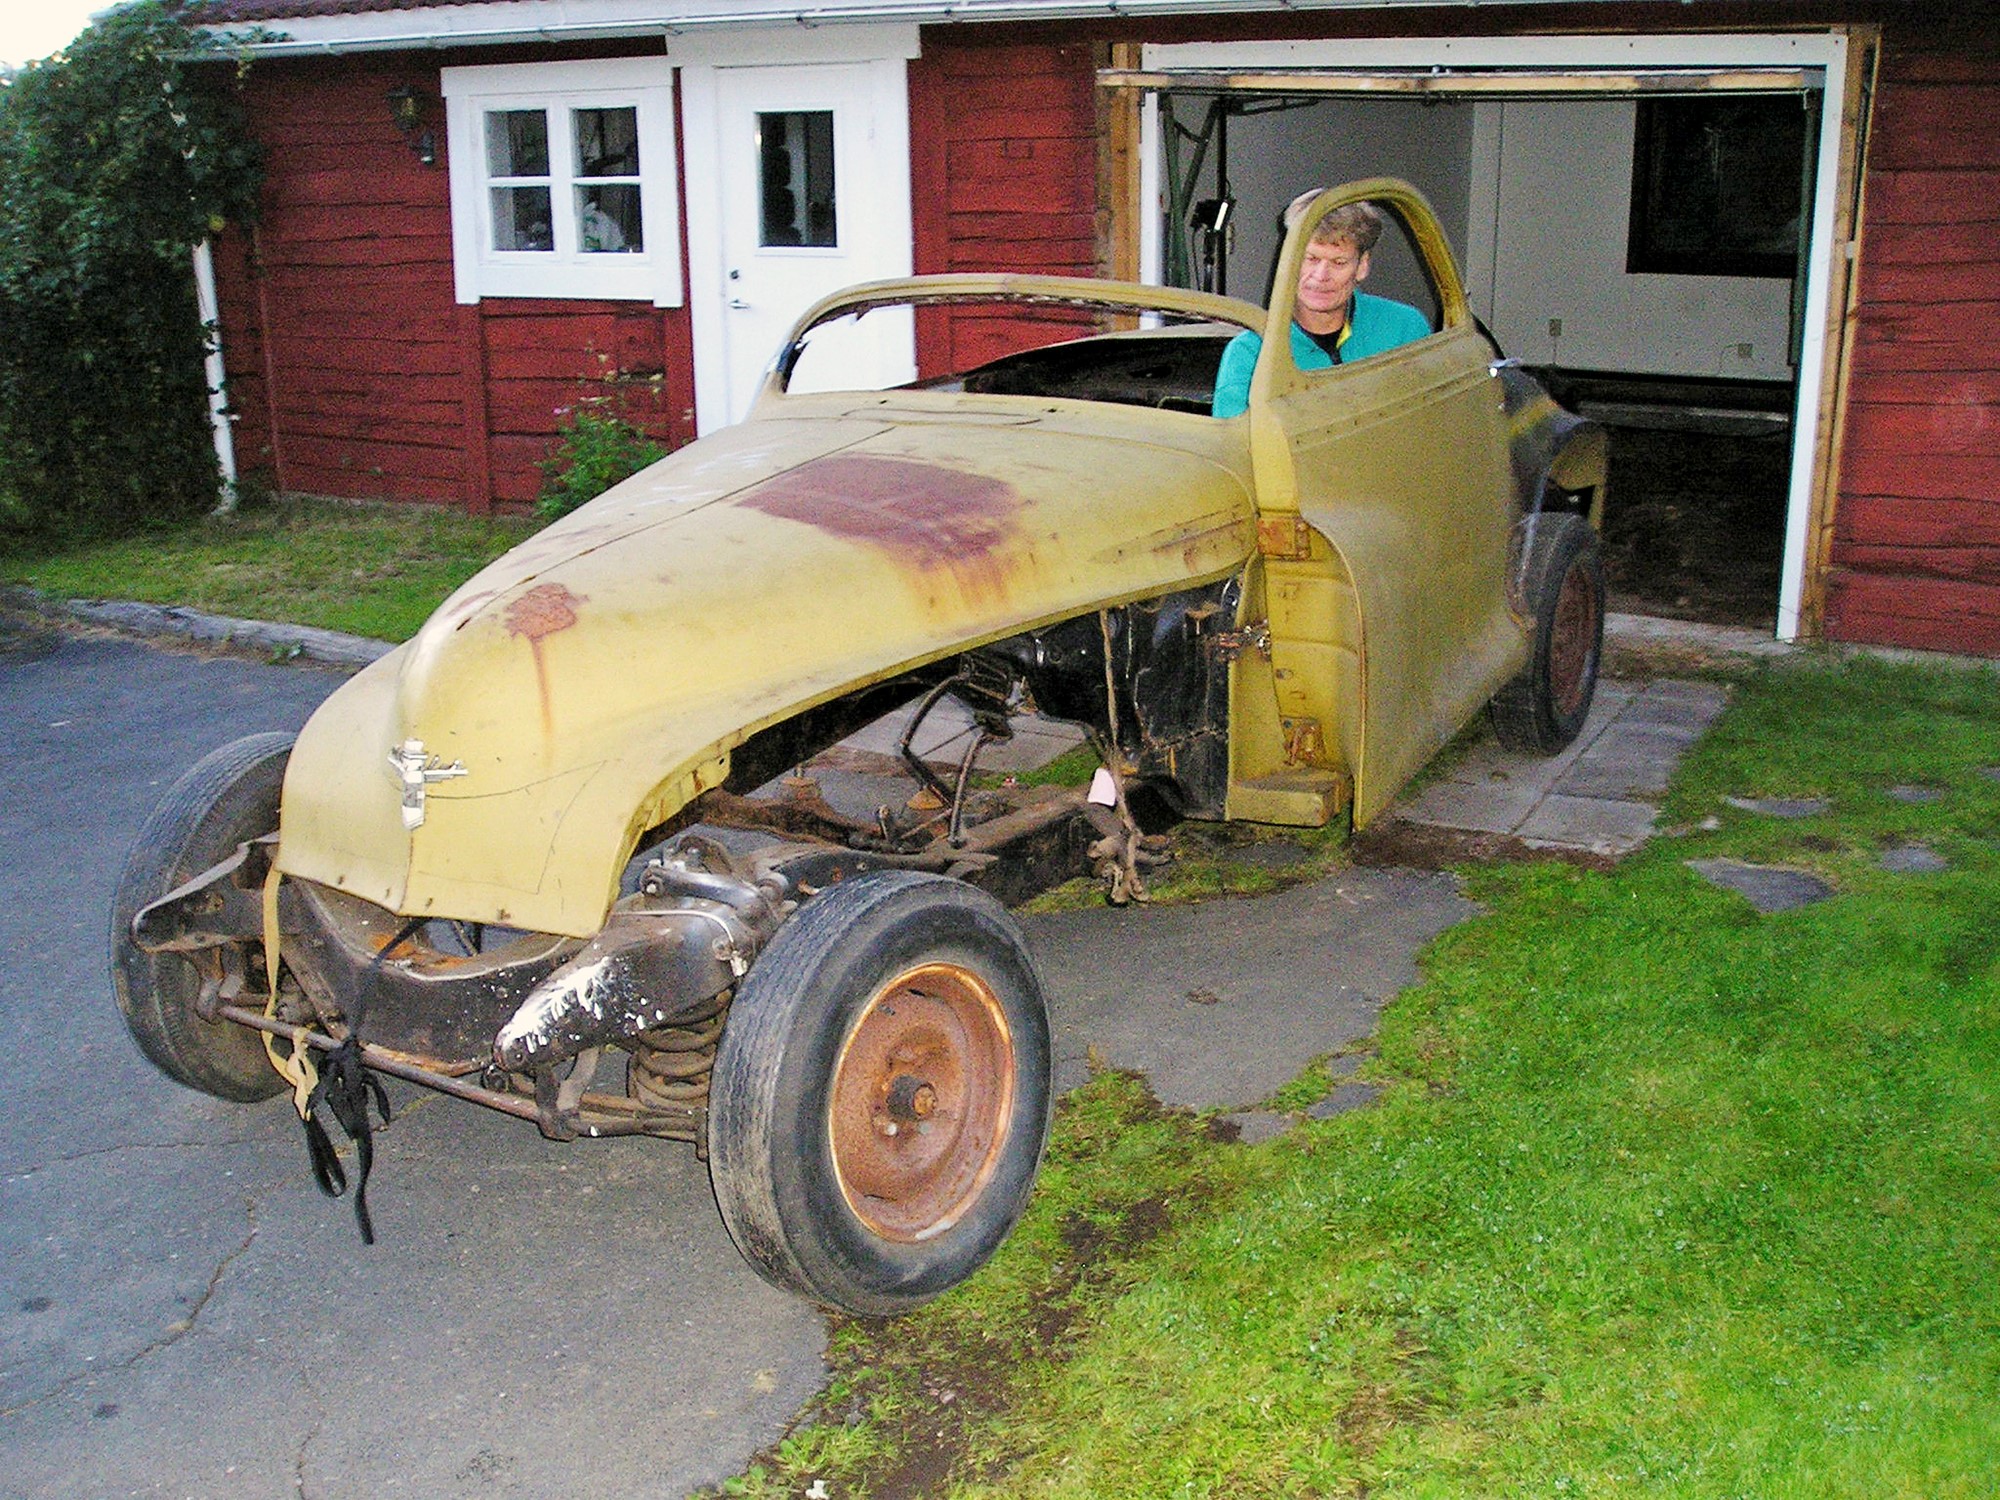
[[1144, 75, 1823, 631]]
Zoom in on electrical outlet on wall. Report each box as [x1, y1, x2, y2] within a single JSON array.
[[1737, 342, 1755, 361]]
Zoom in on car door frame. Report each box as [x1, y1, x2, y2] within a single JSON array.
[[1242, 177, 1526, 827]]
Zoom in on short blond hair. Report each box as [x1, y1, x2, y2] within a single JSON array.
[[1282, 191, 1386, 255]]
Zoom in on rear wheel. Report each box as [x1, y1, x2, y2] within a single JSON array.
[[109, 733, 294, 1101], [1491, 513, 1605, 753], [708, 871, 1052, 1315]]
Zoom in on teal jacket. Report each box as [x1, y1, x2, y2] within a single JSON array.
[[1210, 290, 1432, 418]]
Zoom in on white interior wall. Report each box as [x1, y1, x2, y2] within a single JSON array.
[[1466, 99, 1797, 379], [1215, 96, 1474, 309]]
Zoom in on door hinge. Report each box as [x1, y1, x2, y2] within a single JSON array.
[[1257, 516, 1314, 560]]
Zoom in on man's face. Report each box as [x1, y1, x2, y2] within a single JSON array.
[[1295, 235, 1370, 333]]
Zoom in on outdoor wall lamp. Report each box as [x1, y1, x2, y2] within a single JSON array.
[[385, 85, 437, 166]]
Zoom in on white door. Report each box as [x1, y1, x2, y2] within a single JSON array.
[[702, 63, 915, 427]]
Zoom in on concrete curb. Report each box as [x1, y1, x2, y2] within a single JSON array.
[[21, 591, 394, 670]]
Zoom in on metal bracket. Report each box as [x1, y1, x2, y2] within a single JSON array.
[[1257, 515, 1314, 560], [1205, 620, 1272, 663]]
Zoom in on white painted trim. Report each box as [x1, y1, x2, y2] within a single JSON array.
[[679, 63, 726, 432], [1138, 92, 1161, 289], [1777, 54, 1851, 643], [191, 240, 238, 509], [667, 22, 920, 66], [214, 2, 1629, 58], [442, 57, 683, 305], [1135, 31, 1850, 643], [1144, 33, 1847, 72]]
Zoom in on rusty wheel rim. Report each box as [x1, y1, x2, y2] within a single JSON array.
[[1548, 558, 1600, 719], [828, 962, 1016, 1243]]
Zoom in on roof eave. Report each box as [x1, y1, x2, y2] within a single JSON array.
[[204, 0, 1623, 59]]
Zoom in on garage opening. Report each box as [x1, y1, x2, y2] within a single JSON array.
[[1109, 39, 1862, 638]]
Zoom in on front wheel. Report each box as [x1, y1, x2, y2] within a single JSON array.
[[707, 871, 1052, 1315], [110, 733, 295, 1101], [1491, 513, 1605, 753]]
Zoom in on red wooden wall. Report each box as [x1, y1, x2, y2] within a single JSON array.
[[207, 13, 2000, 656], [907, 40, 1101, 377], [1825, 27, 2000, 654], [215, 53, 692, 514]]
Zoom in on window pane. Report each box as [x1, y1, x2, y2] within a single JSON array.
[[574, 107, 640, 178], [757, 110, 836, 248], [491, 186, 553, 252], [577, 184, 643, 253], [485, 109, 550, 178]]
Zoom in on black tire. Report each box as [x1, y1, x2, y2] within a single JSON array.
[[708, 870, 1053, 1315], [1490, 513, 1605, 754], [109, 733, 295, 1102]]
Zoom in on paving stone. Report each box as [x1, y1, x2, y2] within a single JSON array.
[[1398, 776, 1545, 835], [1878, 843, 1951, 874], [1220, 1110, 1295, 1144], [1625, 679, 1731, 725], [1884, 784, 1944, 805], [1306, 1082, 1383, 1119], [1516, 794, 1659, 854], [1725, 794, 1831, 819], [1556, 731, 1687, 799], [1687, 858, 1835, 912]]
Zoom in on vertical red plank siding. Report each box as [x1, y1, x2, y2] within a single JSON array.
[[214, 54, 691, 513], [1827, 27, 2000, 654], [907, 40, 1100, 377]]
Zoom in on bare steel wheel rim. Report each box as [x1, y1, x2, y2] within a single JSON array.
[[1549, 558, 1599, 719], [828, 961, 1016, 1243]]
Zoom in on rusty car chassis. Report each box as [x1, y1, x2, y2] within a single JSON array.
[[113, 181, 1608, 1314]]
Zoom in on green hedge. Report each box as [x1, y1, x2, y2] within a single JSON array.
[[0, 2, 263, 539]]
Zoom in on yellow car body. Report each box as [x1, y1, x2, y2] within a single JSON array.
[[275, 179, 1605, 940], [119, 178, 1608, 1313]]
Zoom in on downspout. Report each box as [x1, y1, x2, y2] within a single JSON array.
[[191, 240, 239, 513]]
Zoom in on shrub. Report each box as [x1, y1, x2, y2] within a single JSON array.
[[0, 2, 263, 539], [536, 400, 667, 520]]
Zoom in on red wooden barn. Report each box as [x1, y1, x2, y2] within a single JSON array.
[[188, 0, 1999, 655]]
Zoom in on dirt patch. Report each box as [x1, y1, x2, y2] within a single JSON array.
[[1600, 425, 1790, 630], [711, 1075, 1219, 1500], [1352, 817, 1617, 873]]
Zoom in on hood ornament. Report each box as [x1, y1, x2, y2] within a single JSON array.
[[388, 738, 469, 830]]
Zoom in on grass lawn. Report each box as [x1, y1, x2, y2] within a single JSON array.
[[0, 498, 539, 643], [718, 655, 2000, 1498]]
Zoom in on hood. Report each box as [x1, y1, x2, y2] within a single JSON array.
[[278, 398, 1255, 936]]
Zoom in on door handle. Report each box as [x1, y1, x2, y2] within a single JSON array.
[[727, 297, 752, 310]]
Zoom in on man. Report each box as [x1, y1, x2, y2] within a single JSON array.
[[1211, 193, 1432, 418]]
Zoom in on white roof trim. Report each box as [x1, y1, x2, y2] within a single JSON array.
[[210, 0, 1629, 58]]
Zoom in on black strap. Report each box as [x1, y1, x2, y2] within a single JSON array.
[[303, 1035, 392, 1244], [299, 916, 422, 1246]]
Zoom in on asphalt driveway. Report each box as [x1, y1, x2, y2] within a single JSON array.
[[0, 633, 824, 1499]]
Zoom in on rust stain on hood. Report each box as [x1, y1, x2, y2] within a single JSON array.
[[505, 583, 588, 740], [737, 453, 1023, 607]]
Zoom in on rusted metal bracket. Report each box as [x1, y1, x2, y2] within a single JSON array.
[[1257, 515, 1314, 560], [1282, 716, 1326, 766], [1204, 619, 1272, 663]]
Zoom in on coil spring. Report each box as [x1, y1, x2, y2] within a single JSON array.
[[626, 989, 731, 1112]]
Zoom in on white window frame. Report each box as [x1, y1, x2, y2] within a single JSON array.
[[443, 57, 682, 306]]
